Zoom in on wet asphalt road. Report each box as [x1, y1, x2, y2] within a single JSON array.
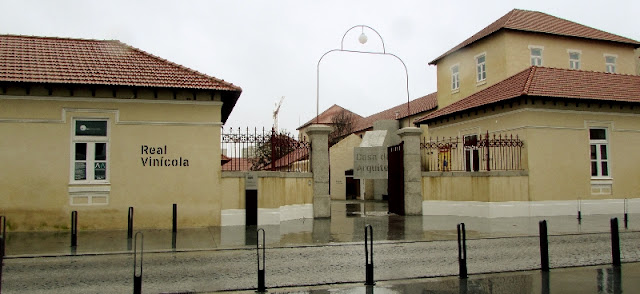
[[3, 232, 640, 293]]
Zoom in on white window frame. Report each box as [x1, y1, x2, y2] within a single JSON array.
[[475, 53, 487, 83], [529, 45, 543, 66], [451, 64, 460, 91], [70, 118, 110, 184], [568, 49, 581, 70], [589, 127, 611, 179], [604, 54, 617, 73]]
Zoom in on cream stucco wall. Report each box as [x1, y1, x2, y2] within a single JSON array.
[[0, 95, 223, 231], [435, 30, 638, 109], [424, 102, 640, 203], [329, 134, 362, 200]]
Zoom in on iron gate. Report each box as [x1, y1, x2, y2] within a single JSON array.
[[387, 142, 404, 215]]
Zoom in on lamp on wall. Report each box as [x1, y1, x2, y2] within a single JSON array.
[[316, 25, 411, 123]]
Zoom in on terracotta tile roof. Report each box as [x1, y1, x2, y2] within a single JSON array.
[[429, 9, 640, 65], [221, 158, 253, 171], [352, 92, 437, 132], [415, 67, 640, 124], [297, 104, 363, 130], [0, 34, 242, 92], [273, 148, 309, 168]]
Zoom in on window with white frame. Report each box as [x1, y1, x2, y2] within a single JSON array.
[[476, 54, 486, 82], [605, 55, 617, 73], [530, 47, 543, 66], [569, 51, 581, 70], [451, 64, 460, 91], [72, 119, 109, 183], [589, 128, 610, 178]]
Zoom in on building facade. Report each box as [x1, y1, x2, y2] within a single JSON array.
[[0, 35, 242, 230]]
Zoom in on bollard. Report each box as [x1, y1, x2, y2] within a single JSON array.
[[172, 204, 177, 250], [624, 199, 628, 229], [71, 211, 78, 248], [577, 198, 582, 223], [364, 224, 375, 286], [127, 207, 134, 251], [256, 228, 266, 293], [539, 220, 549, 272], [610, 217, 621, 266], [128, 207, 134, 240], [457, 223, 468, 279], [133, 232, 143, 294], [1, 215, 5, 258], [0, 215, 5, 294]]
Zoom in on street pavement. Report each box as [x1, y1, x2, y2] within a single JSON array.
[[2, 201, 640, 293]]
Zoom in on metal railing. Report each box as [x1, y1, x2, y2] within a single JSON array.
[[221, 127, 311, 172], [421, 132, 524, 172]]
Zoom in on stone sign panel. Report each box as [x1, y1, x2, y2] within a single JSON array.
[[354, 146, 387, 179]]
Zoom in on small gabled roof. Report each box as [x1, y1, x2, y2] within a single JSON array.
[[429, 9, 640, 65], [415, 67, 640, 124], [352, 92, 437, 133], [297, 104, 363, 130], [0, 34, 242, 122]]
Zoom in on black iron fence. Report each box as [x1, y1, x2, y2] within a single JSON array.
[[421, 132, 524, 172], [221, 127, 310, 172]]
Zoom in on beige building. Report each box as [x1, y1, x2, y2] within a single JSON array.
[[0, 35, 242, 231], [416, 9, 640, 217]]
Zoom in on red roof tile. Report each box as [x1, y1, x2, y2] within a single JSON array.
[[430, 9, 640, 65], [352, 92, 437, 132], [297, 104, 363, 130], [221, 158, 253, 171], [416, 67, 640, 123], [0, 35, 242, 92]]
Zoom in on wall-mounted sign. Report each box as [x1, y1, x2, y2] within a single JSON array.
[[140, 145, 190, 167], [245, 172, 258, 190], [354, 146, 388, 179]]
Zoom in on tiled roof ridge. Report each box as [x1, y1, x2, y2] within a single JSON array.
[[297, 104, 362, 130], [522, 66, 537, 94], [118, 40, 242, 91], [351, 92, 437, 132], [429, 9, 640, 65], [0, 34, 242, 92], [416, 66, 640, 124]]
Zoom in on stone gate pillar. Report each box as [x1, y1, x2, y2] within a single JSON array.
[[397, 127, 423, 215], [307, 124, 332, 218]]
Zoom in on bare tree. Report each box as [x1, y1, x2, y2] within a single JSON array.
[[329, 110, 354, 146]]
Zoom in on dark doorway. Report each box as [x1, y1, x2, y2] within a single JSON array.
[[387, 142, 405, 215], [345, 169, 360, 200]]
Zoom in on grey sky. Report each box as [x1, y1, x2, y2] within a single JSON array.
[[1, 0, 638, 134]]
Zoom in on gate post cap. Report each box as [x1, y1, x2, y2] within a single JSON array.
[[396, 127, 422, 137], [306, 124, 333, 135]]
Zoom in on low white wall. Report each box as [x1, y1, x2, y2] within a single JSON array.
[[423, 198, 640, 218], [221, 204, 313, 226]]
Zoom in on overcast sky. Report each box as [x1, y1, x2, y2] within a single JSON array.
[[1, 0, 638, 134]]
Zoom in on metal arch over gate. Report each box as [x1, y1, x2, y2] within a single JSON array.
[[387, 142, 404, 215]]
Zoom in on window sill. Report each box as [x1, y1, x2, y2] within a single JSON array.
[[590, 178, 613, 185], [451, 89, 460, 94], [476, 80, 487, 87]]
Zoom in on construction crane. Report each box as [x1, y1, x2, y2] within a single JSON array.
[[273, 96, 284, 132]]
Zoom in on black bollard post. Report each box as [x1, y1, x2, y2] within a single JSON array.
[[133, 232, 143, 294], [0, 215, 5, 294], [172, 204, 177, 250], [539, 220, 550, 272], [71, 211, 78, 248], [611, 217, 621, 266], [257, 228, 266, 293], [128, 207, 134, 240], [457, 223, 468, 279], [1, 215, 5, 258], [365, 224, 375, 286], [624, 199, 628, 229], [127, 207, 134, 251], [577, 198, 582, 223]]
